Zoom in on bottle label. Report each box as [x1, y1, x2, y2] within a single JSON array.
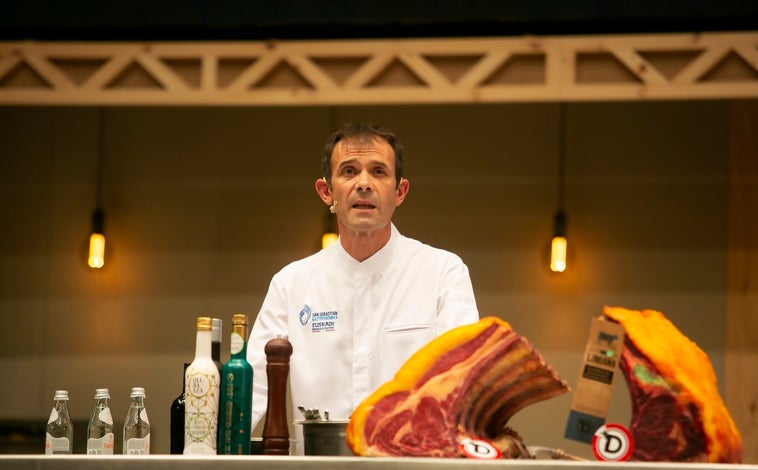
[[99, 408, 113, 425], [140, 408, 150, 424], [184, 410, 218, 455], [87, 433, 115, 454], [125, 435, 151, 455], [187, 413, 212, 440], [45, 434, 70, 454], [218, 367, 253, 455], [47, 408, 58, 424], [230, 332, 244, 354], [189, 374, 211, 397]]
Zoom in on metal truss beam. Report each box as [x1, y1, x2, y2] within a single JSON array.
[[1, 32, 757, 106]]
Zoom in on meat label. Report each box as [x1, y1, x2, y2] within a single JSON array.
[[591, 423, 634, 461], [458, 437, 502, 460]]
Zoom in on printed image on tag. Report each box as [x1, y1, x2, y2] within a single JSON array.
[[564, 409, 606, 444]]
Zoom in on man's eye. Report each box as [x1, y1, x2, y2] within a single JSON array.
[[341, 168, 355, 175]]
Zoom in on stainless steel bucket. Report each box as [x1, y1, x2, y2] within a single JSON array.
[[297, 420, 351, 456]]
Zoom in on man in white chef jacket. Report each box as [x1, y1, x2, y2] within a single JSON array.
[[247, 122, 480, 449]]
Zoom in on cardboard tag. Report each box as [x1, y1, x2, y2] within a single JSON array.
[[564, 316, 625, 444]]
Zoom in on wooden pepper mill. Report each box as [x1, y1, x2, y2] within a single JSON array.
[[262, 335, 293, 455]]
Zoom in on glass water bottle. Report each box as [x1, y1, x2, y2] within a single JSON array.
[[123, 387, 150, 455], [87, 388, 115, 455], [45, 390, 73, 455]]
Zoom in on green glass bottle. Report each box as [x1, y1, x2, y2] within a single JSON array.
[[217, 314, 253, 454]]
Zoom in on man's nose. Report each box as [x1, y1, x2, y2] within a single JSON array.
[[356, 171, 373, 190]]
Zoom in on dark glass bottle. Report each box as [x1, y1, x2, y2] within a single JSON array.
[[169, 363, 189, 454], [212, 317, 223, 372], [211, 317, 223, 449]]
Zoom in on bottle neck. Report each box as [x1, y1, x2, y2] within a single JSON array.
[[212, 321, 222, 361], [229, 324, 248, 358], [194, 329, 212, 359], [95, 398, 110, 408]]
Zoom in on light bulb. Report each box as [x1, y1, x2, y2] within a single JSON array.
[[88, 232, 105, 268], [322, 232, 338, 249], [550, 236, 567, 273]]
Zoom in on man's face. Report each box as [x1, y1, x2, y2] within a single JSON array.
[[328, 138, 408, 236]]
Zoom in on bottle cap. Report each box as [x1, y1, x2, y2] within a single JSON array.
[[232, 313, 248, 326], [130, 387, 146, 398], [212, 317, 222, 341], [196, 316, 212, 331], [54, 390, 69, 400], [94, 388, 110, 399]]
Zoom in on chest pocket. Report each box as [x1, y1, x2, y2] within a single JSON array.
[[379, 323, 434, 380]]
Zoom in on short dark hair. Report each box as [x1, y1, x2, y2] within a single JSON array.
[[321, 122, 404, 187]]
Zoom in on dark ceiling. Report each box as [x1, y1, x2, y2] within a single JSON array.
[[3, 1, 758, 41]]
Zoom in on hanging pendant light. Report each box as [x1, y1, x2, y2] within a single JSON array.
[[550, 104, 568, 273], [88, 208, 105, 268], [550, 210, 567, 273], [88, 108, 107, 269]]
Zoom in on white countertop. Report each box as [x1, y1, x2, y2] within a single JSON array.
[[1, 456, 756, 470]]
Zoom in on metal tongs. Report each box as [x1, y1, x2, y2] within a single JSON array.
[[298, 405, 330, 421], [526, 446, 586, 461]]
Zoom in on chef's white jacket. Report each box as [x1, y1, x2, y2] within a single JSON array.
[[247, 223, 479, 429]]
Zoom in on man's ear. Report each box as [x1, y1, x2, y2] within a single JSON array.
[[315, 177, 333, 205], [394, 177, 410, 207]]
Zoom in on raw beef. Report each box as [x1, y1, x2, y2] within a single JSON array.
[[347, 316, 569, 457], [603, 306, 743, 463]]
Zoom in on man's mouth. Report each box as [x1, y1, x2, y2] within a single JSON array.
[[352, 202, 376, 210]]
